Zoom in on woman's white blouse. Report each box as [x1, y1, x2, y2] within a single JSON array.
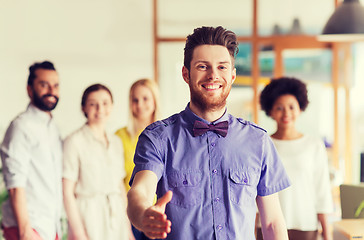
[[63, 124, 128, 240], [272, 135, 333, 231]]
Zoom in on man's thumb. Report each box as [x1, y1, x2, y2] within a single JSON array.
[[156, 190, 173, 208]]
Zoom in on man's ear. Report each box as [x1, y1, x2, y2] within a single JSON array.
[[27, 85, 33, 99], [182, 66, 190, 84], [232, 68, 236, 84]]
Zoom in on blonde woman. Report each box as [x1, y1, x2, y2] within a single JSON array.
[[63, 84, 134, 240], [115, 79, 159, 240]]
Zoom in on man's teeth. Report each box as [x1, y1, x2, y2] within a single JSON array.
[[204, 85, 219, 89]]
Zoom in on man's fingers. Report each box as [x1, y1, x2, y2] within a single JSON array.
[[144, 222, 171, 240], [143, 222, 171, 239], [141, 191, 173, 239], [145, 231, 168, 239], [143, 215, 167, 226], [143, 221, 171, 233], [142, 209, 171, 239], [143, 208, 171, 227], [144, 207, 167, 220]]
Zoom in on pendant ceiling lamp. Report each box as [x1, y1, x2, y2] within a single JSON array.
[[318, 0, 364, 42]]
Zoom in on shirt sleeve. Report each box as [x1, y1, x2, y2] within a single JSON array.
[[0, 121, 32, 189], [62, 135, 80, 182], [129, 130, 165, 187], [314, 139, 333, 213], [257, 134, 291, 196]]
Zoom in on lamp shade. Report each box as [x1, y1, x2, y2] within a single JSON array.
[[318, 0, 364, 42]]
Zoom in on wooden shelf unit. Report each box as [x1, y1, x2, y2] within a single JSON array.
[[152, 0, 353, 183]]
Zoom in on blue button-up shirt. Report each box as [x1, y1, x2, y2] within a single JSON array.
[[131, 104, 290, 240]]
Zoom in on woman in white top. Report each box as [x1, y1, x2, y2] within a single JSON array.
[[63, 84, 134, 240], [259, 77, 333, 240]]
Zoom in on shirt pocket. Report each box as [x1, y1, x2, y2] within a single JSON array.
[[229, 169, 258, 205], [167, 170, 202, 208]]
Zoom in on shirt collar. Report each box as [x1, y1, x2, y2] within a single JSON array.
[[82, 124, 112, 146], [27, 103, 53, 125], [184, 102, 229, 126]]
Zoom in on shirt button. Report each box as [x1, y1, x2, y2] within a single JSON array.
[[212, 169, 217, 174], [183, 180, 188, 185], [211, 143, 216, 147], [215, 197, 220, 202], [216, 225, 223, 230]]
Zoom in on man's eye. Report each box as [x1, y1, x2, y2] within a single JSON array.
[[198, 65, 207, 70]]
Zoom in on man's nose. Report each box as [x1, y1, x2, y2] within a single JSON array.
[[207, 68, 219, 80], [47, 85, 58, 95]]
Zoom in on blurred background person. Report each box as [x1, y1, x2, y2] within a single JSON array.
[[258, 77, 333, 240], [115, 78, 159, 240], [63, 84, 134, 240], [1, 60, 62, 240]]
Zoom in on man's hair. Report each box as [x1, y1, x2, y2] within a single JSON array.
[[183, 26, 239, 71], [27, 61, 56, 86], [259, 77, 309, 116]]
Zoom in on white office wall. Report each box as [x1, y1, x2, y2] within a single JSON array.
[[1, 1, 364, 183], [0, 0, 154, 138]]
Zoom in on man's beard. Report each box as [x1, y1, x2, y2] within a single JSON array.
[[189, 81, 231, 113], [32, 89, 59, 111]]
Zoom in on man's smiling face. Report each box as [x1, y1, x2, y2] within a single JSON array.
[[183, 44, 236, 112]]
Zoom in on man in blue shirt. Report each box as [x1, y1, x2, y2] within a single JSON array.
[[127, 26, 290, 240]]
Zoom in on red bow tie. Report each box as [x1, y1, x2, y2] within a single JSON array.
[[193, 120, 229, 137]]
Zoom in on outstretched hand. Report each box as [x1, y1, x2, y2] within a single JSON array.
[[141, 191, 173, 239]]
